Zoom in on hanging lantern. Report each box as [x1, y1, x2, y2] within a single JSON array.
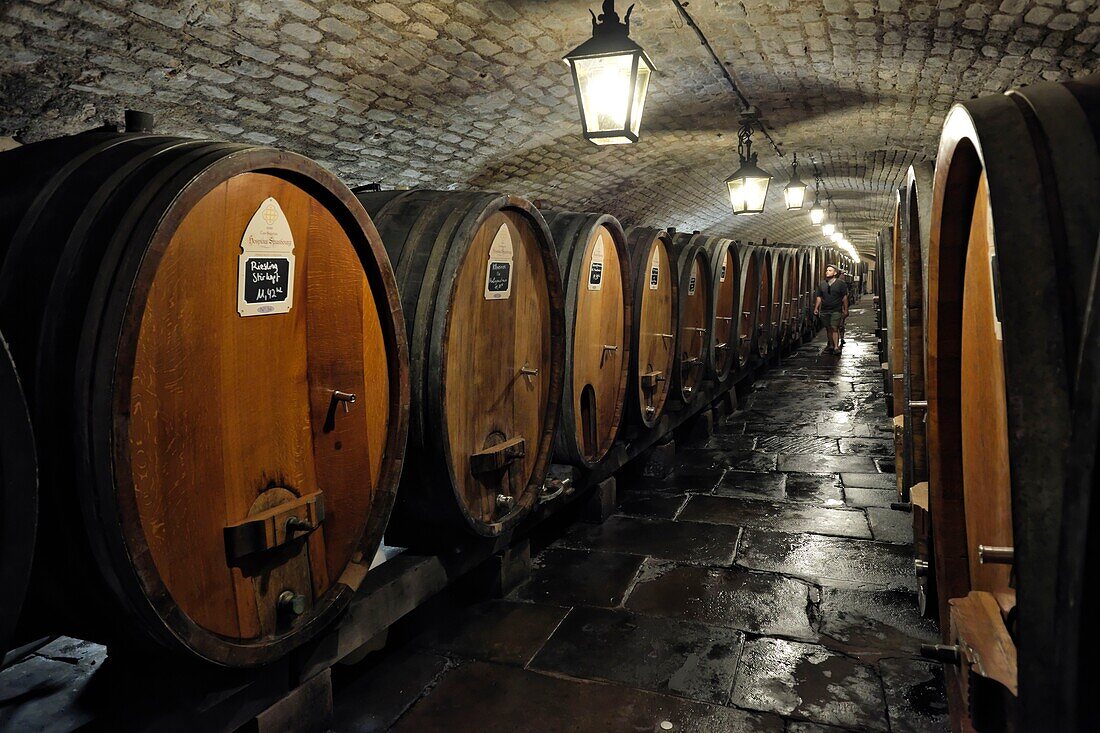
[[725, 114, 772, 215], [565, 1, 655, 145], [783, 153, 807, 210], [809, 171, 825, 224], [822, 222, 836, 236]]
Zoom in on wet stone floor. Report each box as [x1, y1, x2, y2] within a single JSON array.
[[333, 306, 949, 733]]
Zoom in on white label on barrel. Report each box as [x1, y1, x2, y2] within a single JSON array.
[[688, 260, 699, 296], [485, 223, 514, 300], [649, 247, 660, 290], [720, 261, 727, 282], [587, 231, 606, 291], [238, 197, 295, 317]]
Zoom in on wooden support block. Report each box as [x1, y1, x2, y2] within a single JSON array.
[[248, 669, 332, 733], [464, 538, 531, 599], [678, 407, 715, 444], [641, 437, 676, 478], [947, 591, 1018, 731], [582, 476, 617, 525]]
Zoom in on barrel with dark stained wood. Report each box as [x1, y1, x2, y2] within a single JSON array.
[[902, 162, 935, 617], [543, 210, 631, 469], [927, 74, 1100, 730], [669, 233, 713, 404], [356, 190, 564, 545], [703, 236, 741, 383], [0, 335, 35, 661], [623, 227, 678, 429], [0, 132, 410, 666], [754, 246, 776, 359], [735, 243, 762, 365]]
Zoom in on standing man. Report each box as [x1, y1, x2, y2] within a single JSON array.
[[814, 264, 849, 355]]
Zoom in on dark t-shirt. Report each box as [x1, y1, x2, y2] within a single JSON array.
[[815, 277, 849, 311]]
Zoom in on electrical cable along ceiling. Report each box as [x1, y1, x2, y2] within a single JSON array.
[[1, 0, 1098, 254]]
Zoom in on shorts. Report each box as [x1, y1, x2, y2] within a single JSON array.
[[821, 311, 845, 328]]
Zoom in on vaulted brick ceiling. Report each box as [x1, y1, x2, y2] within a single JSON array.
[[2, 0, 1098, 255]]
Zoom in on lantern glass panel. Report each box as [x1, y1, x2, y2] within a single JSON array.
[[784, 182, 806, 210], [727, 175, 770, 214], [571, 52, 649, 145], [810, 204, 825, 225], [822, 222, 836, 236]]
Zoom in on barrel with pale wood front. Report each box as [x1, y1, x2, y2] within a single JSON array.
[[357, 190, 564, 544], [624, 227, 678, 429], [0, 335, 35, 661], [543, 211, 632, 469], [927, 75, 1100, 730], [669, 233, 713, 405], [0, 133, 409, 666]]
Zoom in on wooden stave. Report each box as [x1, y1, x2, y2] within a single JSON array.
[[356, 189, 565, 542], [542, 210, 633, 470], [623, 227, 679, 430], [702, 236, 742, 385], [0, 136, 410, 666], [1052, 75, 1100, 732], [0, 334, 36, 661], [1056, 230, 1100, 732], [668, 233, 712, 406], [927, 79, 1100, 728], [735, 243, 762, 365]]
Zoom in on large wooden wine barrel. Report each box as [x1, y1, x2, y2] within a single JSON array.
[[543, 211, 631, 469], [0, 335, 36, 661], [668, 233, 712, 405], [0, 132, 409, 666], [927, 75, 1100, 730], [735, 243, 763, 365], [703, 236, 741, 384], [779, 249, 801, 349], [796, 249, 813, 339], [902, 162, 936, 617], [623, 228, 678, 429], [756, 247, 777, 359], [356, 190, 564, 544], [876, 227, 894, 406]]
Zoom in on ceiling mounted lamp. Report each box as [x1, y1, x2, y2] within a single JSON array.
[[725, 112, 772, 215], [783, 153, 807, 210], [565, 1, 655, 146]]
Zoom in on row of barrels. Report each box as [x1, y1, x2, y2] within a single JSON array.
[[0, 127, 844, 670], [879, 72, 1100, 731]]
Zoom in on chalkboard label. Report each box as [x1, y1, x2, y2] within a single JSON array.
[[588, 261, 603, 288], [242, 257, 292, 309], [484, 223, 514, 300], [487, 261, 511, 292], [587, 231, 606, 291], [238, 197, 295, 317]]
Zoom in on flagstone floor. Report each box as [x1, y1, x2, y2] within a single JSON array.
[[333, 305, 949, 733]]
